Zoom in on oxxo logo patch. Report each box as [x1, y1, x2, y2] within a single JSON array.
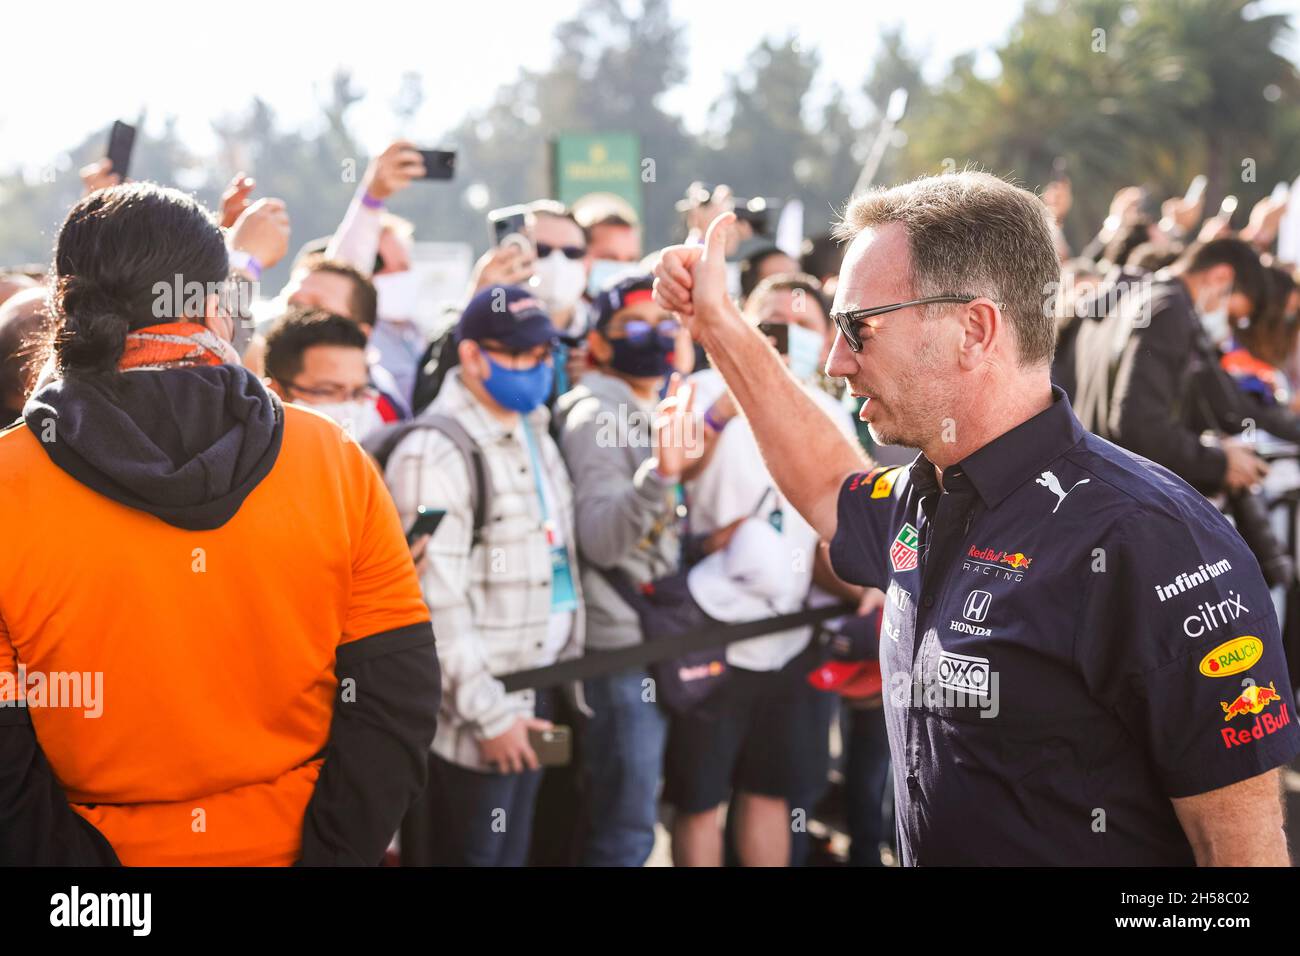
[[1199, 636, 1263, 677], [936, 650, 991, 698]]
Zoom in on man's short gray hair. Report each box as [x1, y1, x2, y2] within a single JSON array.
[[834, 171, 1060, 366]]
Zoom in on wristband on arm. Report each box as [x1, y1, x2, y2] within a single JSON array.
[[227, 249, 263, 282]]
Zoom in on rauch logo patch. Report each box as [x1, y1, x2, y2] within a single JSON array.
[[1199, 636, 1263, 677]]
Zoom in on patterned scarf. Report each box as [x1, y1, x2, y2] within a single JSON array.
[[119, 322, 241, 372]]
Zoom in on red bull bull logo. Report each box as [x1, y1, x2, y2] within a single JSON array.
[[1220, 681, 1282, 720], [850, 466, 892, 494], [1220, 681, 1291, 749]]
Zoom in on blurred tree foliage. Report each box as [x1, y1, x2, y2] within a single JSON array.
[[1, 0, 1297, 291]]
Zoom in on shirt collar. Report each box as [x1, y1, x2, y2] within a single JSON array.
[[913, 385, 1085, 509]]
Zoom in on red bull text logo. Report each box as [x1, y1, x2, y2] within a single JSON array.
[[962, 545, 1033, 581], [678, 660, 725, 683], [967, 546, 1033, 569], [1220, 681, 1290, 749]]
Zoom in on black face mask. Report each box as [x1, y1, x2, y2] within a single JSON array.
[[608, 334, 675, 379]]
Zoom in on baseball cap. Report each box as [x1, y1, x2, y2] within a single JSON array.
[[806, 606, 883, 699], [687, 519, 804, 623], [807, 659, 883, 700], [455, 284, 557, 351], [592, 273, 656, 332]]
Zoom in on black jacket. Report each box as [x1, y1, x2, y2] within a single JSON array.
[[1056, 274, 1231, 492]]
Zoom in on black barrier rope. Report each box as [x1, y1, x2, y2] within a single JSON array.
[[499, 602, 857, 692]]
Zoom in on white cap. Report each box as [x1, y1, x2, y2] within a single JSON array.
[[687, 518, 803, 623]]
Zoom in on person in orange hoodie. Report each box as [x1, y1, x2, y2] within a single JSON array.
[[0, 182, 440, 866]]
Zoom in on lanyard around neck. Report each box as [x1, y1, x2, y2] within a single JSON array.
[[519, 421, 554, 539]]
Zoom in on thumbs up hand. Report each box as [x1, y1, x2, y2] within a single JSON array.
[[653, 212, 736, 337]]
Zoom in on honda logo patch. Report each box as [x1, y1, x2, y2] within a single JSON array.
[[963, 590, 992, 623]]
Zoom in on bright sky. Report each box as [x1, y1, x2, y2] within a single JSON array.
[[0, 0, 1024, 175], [3, 0, 1295, 176]]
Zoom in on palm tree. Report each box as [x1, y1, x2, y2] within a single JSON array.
[[1132, 0, 1299, 211], [899, 0, 1190, 244]]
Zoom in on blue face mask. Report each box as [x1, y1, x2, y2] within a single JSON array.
[[482, 354, 554, 413]]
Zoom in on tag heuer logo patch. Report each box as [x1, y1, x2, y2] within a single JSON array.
[[890, 523, 919, 572]]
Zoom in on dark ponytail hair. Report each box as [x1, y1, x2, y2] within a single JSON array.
[[51, 183, 228, 376]]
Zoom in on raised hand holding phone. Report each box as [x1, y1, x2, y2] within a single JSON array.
[[469, 241, 533, 295], [362, 141, 425, 202], [79, 158, 120, 196]]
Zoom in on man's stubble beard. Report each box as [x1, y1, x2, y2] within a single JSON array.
[[865, 340, 955, 450]]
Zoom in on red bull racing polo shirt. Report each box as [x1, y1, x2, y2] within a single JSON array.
[[829, 386, 1300, 865]]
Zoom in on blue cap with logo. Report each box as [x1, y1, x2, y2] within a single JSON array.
[[455, 284, 558, 350]]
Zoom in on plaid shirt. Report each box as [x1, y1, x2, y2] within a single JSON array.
[[384, 372, 585, 769]]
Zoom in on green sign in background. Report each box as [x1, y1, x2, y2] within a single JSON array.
[[551, 132, 642, 218]]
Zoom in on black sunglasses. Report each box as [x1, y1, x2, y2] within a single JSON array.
[[536, 242, 586, 261], [830, 295, 981, 352]]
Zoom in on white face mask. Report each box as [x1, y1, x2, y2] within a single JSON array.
[[530, 251, 587, 314], [1200, 305, 1231, 344], [1196, 285, 1232, 344], [587, 258, 635, 298], [786, 324, 826, 382], [372, 270, 420, 323], [302, 398, 385, 441]]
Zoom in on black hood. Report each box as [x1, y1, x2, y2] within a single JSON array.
[[24, 364, 284, 531]]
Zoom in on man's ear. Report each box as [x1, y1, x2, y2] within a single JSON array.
[[264, 376, 285, 400], [203, 291, 233, 342], [587, 329, 611, 365], [458, 339, 484, 379], [957, 299, 1000, 371]]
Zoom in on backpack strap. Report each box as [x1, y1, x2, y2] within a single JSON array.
[[362, 414, 493, 541]]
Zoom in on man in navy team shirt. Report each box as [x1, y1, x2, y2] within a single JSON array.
[[653, 170, 1299, 866]]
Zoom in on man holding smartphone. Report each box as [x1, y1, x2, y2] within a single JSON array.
[[381, 285, 586, 866], [324, 140, 433, 404]]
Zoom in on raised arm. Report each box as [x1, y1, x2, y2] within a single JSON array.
[[325, 141, 425, 276], [653, 213, 869, 540]]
